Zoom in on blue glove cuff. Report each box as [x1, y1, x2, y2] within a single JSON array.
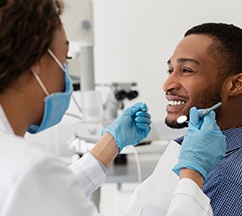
[[101, 128, 122, 153], [173, 160, 207, 180]]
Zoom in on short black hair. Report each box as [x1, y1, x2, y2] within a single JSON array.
[[185, 23, 242, 79]]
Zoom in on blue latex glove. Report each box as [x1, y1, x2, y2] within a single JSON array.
[[173, 107, 226, 179], [101, 102, 151, 153]]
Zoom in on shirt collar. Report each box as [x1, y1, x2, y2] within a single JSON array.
[[0, 105, 14, 135], [175, 127, 242, 153], [222, 127, 242, 152]]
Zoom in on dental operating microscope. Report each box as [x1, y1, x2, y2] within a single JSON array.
[[103, 82, 138, 120], [70, 82, 140, 150]]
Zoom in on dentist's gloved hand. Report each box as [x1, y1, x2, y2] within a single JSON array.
[[101, 102, 151, 153], [173, 107, 226, 179]]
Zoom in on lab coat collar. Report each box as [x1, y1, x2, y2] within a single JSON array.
[[0, 105, 14, 135]]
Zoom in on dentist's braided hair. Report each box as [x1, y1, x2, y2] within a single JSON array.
[[0, 0, 63, 93]]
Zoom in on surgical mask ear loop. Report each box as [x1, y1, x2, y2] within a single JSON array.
[[47, 49, 65, 71], [31, 68, 50, 96]]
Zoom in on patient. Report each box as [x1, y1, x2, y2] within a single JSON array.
[[124, 22, 242, 216]]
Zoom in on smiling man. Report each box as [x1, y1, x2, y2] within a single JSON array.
[[164, 34, 224, 129], [124, 23, 242, 216]]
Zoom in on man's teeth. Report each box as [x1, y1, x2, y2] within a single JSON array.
[[168, 100, 186, 106]]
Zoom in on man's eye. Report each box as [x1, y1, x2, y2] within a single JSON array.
[[182, 68, 193, 73]]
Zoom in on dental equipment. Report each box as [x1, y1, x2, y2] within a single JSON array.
[[103, 82, 139, 120], [177, 101, 222, 124]]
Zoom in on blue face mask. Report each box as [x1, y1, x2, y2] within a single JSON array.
[[28, 49, 73, 134]]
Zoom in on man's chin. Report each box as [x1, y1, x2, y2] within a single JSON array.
[[165, 118, 188, 129]]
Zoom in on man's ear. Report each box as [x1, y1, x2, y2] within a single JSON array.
[[227, 73, 242, 97]]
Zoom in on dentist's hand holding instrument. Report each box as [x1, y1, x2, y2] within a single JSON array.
[[173, 106, 227, 179], [102, 102, 151, 153]]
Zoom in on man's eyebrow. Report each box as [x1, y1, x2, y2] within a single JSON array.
[[167, 58, 199, 65], [65, 40, 70, 45]]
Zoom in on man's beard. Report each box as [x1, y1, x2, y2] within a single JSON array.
[[165, 82, 222, 129]]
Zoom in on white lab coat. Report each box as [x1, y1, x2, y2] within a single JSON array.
[[0, 106, 212, 216], [0, 106, 105, 216], [167, 178, 213, 216]]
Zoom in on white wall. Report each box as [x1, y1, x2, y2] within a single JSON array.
[[62, 0, 242, 122]]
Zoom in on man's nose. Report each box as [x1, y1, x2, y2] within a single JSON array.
[[163, 72, 181, 93]]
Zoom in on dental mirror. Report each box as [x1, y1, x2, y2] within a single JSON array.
[[177, 115, 188, 124]]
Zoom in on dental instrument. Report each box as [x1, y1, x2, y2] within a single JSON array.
[[177, 102, 222, 124]]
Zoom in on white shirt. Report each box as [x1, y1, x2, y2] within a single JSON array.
[[0, 106, 212, 216]]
